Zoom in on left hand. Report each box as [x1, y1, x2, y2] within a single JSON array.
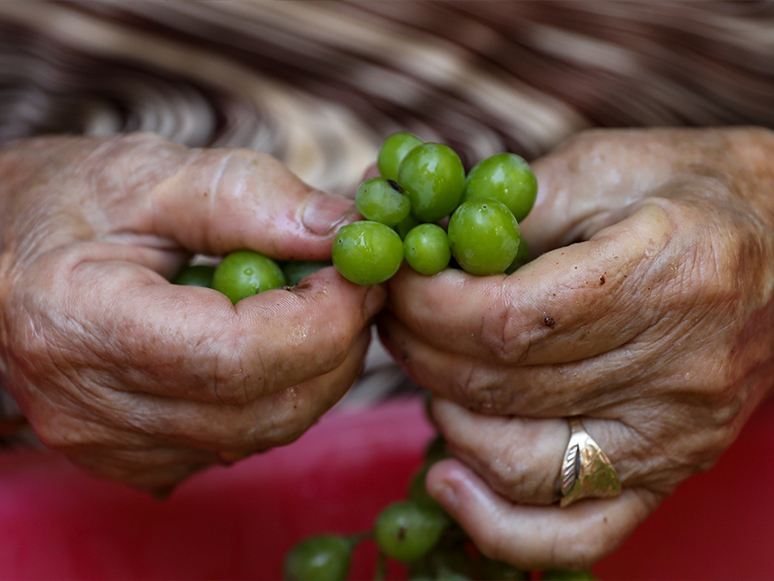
[[0, 133, 381, 496], [377, 127, 774, 569]]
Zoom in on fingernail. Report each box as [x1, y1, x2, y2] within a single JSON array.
[[301, 192, 358, 235], [365, 284, 387, 318], [431, 480, 459, 510]]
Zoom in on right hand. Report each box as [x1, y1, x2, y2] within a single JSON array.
[[0, 132, 384, 496], [378, 127, 774, 569]]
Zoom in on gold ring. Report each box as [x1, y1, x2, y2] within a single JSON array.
[[560, 417, 621, 507]]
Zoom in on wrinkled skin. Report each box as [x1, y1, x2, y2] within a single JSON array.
[[378, 127, 774, 569], [0, 133, 384, 496]]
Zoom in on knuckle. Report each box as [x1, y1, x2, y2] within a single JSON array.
[[487, 460, 531, 501], [495, 460, 553, 504], [215, 147, 278, 180], [210, 342, 266, 405], [454, 363, 504, 412], [479, 285, 529, 365], [452, 362, 519, 414], [250, 388, 313, 448]]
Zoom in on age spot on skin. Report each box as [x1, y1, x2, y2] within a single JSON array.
[[544, 317, 555, 328]]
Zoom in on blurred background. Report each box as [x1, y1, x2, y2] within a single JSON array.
[[1, 1, 772, 193]]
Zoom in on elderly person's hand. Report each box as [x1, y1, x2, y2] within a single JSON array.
[[378, 127, 774, 569], [0, 133, 383, 496]]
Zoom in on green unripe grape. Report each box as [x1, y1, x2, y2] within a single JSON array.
[[377, 132, 424, 181], [462, 153, 538, 222], [212, 251, 286, 304], [395, 214, 422, 240], [447, 199, 520, 276], [398, 143, 466, 223], [332, 221, 404, 285], [404, 224, 451, 275], [283, 535, 352, 581], [541, 569, 598, 580], [374, 500, 448, 562], [504, 235, 530, 275], [355, 177, 411, 226], [171, 264, 215, 288], [282, 260, 332, 286]]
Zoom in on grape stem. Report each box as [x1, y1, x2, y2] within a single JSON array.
[[373, 551, 387, 581]]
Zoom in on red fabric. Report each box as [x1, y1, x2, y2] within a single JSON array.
[[0, 396, 773, 580]]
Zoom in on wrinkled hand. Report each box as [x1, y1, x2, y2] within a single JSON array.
[[0, 133, 384, 496], [378, 128, 774, 569]]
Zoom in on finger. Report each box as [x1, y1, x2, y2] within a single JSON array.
[[65, 327, 372, 453], [23, 249, 384, 404], [518, 128, 724, 255], [426, 459, 661, 571], [377, 313, 644, 415], [93, 133, 359, 260], [430, 399, 659, 507], [385, 200, 675, 366]]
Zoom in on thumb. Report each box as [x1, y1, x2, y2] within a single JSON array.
[[125, 137, 358, 260]]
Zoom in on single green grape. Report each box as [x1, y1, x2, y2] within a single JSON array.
[[478, 557, 528, 581], [212, 250, 286, 304], [541, 569, 598, 580], [282, 260, 332, 286], [377, 132, 424, 181], [504, 235, 529, 275], [283, 535, 352, 581], [171, 264, 215, 287], [462, 153, 537, 222], [355, 177, 411, 226], [374, 500, 448, 562], [395, 214, 422, 240], [404, 223, 451, 275], [332, 221, 404, 285], [447, 199, 520, 276], [397, 143, 466, 223]]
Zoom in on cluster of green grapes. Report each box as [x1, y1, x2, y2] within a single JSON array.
[[284, 421, 596, 581], [172, 132, 537, 301], [332, 132, 536, 286], [283, 432, 522, 581]]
